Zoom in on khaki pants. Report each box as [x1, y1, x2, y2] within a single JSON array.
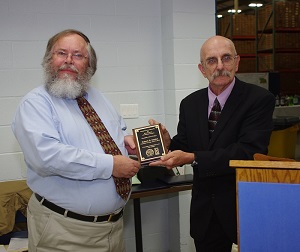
[[27, 195, 125, 252], [232, 243, 238, 252]]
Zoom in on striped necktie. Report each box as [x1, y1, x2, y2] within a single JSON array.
[[77, 96, 131, 201], [208, 98, 221, 138]]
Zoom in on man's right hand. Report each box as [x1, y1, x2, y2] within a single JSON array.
[[149, 150, 194, 169], [112, 155, 140, 178]]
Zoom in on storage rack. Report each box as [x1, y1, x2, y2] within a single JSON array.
[[217, 0, 300, 94]]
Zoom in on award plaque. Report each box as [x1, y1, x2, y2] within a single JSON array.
[[132, 124, 167, 165]]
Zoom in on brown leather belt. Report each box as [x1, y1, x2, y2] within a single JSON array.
[[35, 193, 123, 222]]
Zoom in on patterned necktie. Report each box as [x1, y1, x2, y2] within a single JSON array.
[[77, 96, 131, 201], [208, 98, 221, 138]]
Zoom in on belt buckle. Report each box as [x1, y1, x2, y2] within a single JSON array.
[[107, 214, 114, 222]]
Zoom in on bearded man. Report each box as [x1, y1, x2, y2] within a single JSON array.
[[12, 29, 140, 252]]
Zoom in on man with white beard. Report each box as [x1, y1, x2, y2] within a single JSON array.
[[12, 29, 140, 252]]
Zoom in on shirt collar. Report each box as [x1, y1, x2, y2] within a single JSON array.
[[208, 77, 236, 110]]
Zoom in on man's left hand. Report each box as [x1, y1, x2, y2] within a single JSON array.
[[125, 135, 136, 155]]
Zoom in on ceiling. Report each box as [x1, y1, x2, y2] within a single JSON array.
[[216, 0, 271, 16]]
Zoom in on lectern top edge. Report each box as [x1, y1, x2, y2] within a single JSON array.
[[229, 160, 300, 170]]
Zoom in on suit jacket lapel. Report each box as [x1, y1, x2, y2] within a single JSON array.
[[197, 90, 210, 147]]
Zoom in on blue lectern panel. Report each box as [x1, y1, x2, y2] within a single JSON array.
[[238, 182, 300, 252]]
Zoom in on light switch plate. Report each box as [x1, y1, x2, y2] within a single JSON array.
[[120, 104, 139, 118]]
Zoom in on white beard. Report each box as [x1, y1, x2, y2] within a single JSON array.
[[46, 74, 88, 99], [44, 63, 92, 99]]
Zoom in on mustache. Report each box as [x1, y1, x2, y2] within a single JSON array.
[[212, 70, 231, 79], [58, 64, 79, 73]]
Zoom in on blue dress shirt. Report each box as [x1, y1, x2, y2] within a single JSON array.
[[12, 86, 130, 215]]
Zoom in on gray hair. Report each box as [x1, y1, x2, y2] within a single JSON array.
[[41, 29, 97, 76]]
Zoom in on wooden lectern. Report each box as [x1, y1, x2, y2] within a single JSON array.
[[230, 160, 300, 252]]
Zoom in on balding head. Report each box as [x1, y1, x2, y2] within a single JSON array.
[[200, 35, 237, 62], [198, 35, 240, 95]]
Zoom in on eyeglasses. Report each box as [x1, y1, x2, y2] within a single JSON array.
[[53, 50, 88, 61], [203, 55, 238, 68]]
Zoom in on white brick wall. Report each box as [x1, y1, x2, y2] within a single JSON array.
[[0, 0, 215, 251]]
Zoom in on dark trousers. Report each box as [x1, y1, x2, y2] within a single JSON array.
[[194, 211, 233, 252]]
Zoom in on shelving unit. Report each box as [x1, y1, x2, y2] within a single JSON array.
[[217, 13, 257, 72], [257, 0, 300, 94], [257, 1, 300, 72], [217, 0, 300, 94]]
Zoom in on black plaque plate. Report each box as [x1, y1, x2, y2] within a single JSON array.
[[132, 124, 167, 165]]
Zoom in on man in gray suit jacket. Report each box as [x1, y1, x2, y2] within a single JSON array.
[[149, 35, 275, 251]]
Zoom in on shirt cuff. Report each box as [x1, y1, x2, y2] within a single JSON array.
[[94, 154, 114, 179]]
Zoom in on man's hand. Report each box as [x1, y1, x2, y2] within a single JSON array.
[[113, 155, 140, 178], [148, 119, 171, 149], [149, 150, 194, 169], [124, 135, 136, 155]]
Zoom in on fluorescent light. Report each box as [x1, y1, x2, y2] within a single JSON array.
[[228, 9, 242, 13], [217, 14, 223, 18], [249, 3, 263, 7]]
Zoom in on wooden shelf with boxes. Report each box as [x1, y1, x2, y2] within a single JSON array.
[[217, 13, 256, 73], [218, 13, 256, 37], [217, 0, 300, 92], [257, 52, 300, 72], [257, 1, 300, 72], [257, 0, 300, 95], [233, 36, 256, 73], [257, 1, 300, 31]]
